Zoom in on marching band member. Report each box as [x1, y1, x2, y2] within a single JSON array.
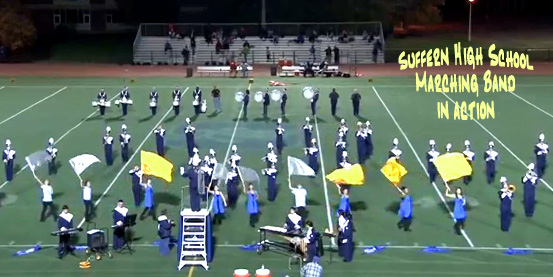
[[397, 186, 412, 232], [351, 89, 361, 116], [192, 86, 202, 115], [305, 138, 319, 174], [338, 119, 349, 141], [337, 187, 351, 214], [262, 88, 270, 117], [389, 138, 402, 160], [523, 163, 538, 217], [184, 118, 196, 157], [57, 205, 75, 258], [445, 143, 452, 153], [226, 165, 240, 207], [355, 122, 367, 163], [245, 184, 259, 227], [212, 85, 222, 113], [210, 184, 227, 225], [46, 138, 58, 175], [289, 183, 308, 219], [262, 143, 278, 167], [262, 162, 278, 202], [280, 88, 288, 116], [229, 145, 241, 167], [3, 139, 15, 181], [172, 86, 182, 116], [426, 140, 439, 183], [285, 207, 303, 234], [534, 133, 548, 178], [499, 177, 513, 231], [310, 89, 319, 116], [275, 118, 285, 155], [364, 121, 373, 159], [129, 165, 143, 207], [119, 86, 131, 116], [335, 132, 346, 167], [339, 151, 351, 169], [149, 87, 159, 116], [157, 211, 175, 255], [208, 149, 218, 185], [329, 88, 339, 116], [302, 117, 313, 148], [201, 156, 213, 196], [153, 125, 165, 157], [484, 141, 499, 184], [35, 175, 55, 222], [189, 147, 201, 166], [81, 180, 93, 222], [243, 90, 250, 118], [97, 88, 107, 116], [463, 140, 475, 185], [445, 186, 466, 236], [112, 200, 128, 250], [180, 159, 202, 212], [103, 127, 113, 166], [140, 179, 155, 220], [120, 124, 131, 162], [303, 221, 318, 262], [337, 210, 353, 262]]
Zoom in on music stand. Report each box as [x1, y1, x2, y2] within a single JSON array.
[[119, 214, 137, 254]]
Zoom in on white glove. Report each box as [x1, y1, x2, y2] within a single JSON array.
[[180, 167, 185, 175], [342, 239, 348, 243], [60, 227, 67, 231], [117, 221, 123, 226]]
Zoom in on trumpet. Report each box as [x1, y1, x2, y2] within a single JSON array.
[[508, 184, 516, 192]]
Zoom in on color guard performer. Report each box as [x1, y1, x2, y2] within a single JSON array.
[[275, 118, 285, 155], [463, 140, 475, 185], [57, 205, 75, 258], [120, 124, 131, 162], [310, 89, 319, 116], [209, 185, 227, 225], [262, 143, 277, 167], [46, 138, 58, 175], [305, 138, 319, 174], [245, 184, 259, 227], [180, 159, 202, 212], [337, 210, 353, 262], [335, 132, 347, 168], [364, 121, 373, 159], [329, 88, 339, 116], [184, 118, 196, 157], [445, 186, 466, 236], [112, 200, 128, 250], [337, 187, 351, 214], [153, 125, 165, 157], [426, 140, 439, 183], [355, 122, 367, 163], [103, 127, 114, 166], [289, 183, 308, 219], [522, 163, 538, 217], [97, 88, 108, 116], [229, 145, 241, 167], [351, 89, 361, 116], [192, 86, 202, 115], [534, 133, 548, 178], [119, 86, 131, 116], [172, 86, 182, 116], [302, 117, 313, 148], [498, 177, 513, 231], [285, 207, 303, 234], [157, 211, 175, 255], [389, 138, 402, 160], [484, 141, 499, 184], [226, 165, 240, 207], [262, 89, 270, 117], [149, 87, 159, 115], [129, 165, 143, 207], [81, 180, 93, 222], [397, 186, 412, 232], [280, 88, 288, 116], [3, 139, 15, 181], [262, 163, 278, 202], [35, 175, 55, 222], [140, 179, 155, 220]]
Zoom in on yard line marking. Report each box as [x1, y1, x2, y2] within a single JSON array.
[[508, 90, 553, 119], [8, 241, 14, 245], [0, 94, 119, 190], [0, 86, 5, 90], [0, 86, 66, 125], [314, 116, 335, 246], [76, 87, 189, 229], [440, 92, 553, 192], [372, 86, 475, 247]]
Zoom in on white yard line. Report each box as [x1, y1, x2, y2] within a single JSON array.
[[372, 86, 475, 247], [0, 86, 5, 90], [440, 91, 553, 192], [76, 87, 189, 229], [0, 93, 119, 190], [508, 90, 553, 119], [0, 86, 67, 125], [313, 116, 335, 246]]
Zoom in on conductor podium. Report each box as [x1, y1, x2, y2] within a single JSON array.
[[177, 209, 213, 271]]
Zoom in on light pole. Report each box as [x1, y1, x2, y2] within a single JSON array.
[[468, 0, 475, 42]]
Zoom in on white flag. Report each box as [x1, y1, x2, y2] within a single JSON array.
[[69, 154, 100, 176], [25, 150, 51, 173], [288, 156, 316, 177]]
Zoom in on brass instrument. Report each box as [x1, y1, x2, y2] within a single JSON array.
[[508, 184, 516, 192]]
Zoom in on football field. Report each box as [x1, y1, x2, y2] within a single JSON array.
[[0, 76, 553, 276]]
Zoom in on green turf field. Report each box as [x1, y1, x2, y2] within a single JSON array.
[[0, 75, 553, 276]]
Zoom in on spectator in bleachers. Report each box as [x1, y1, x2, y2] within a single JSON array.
[[239, 27, 246, 40], [168, 24, 175, 38], [373, 39, 382, 63], [242, 45, 250, 63], [333, 46, 340, 64], [181, 46, 190, 65], [362, 30, 369, 41], [164, 41, 172, 54], [223, 38, 230, 50], [310, 44, 316, 62], [190, 38, 196, 56], [295, 32, 305, 44], [368, 33, 375, 43], [243, 40, 251, 49], [266, 46, 271, 62], [325, 46, 332, 63], [241, 62, 250, 78], [231, 28, 238, 40], [215, 40, 223, 55]]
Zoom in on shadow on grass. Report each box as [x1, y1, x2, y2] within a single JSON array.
[[155, 192, 181, 206]]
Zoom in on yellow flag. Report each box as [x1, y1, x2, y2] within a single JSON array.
[[140, 150, 174, 182], [326, 164, 365, 185], [380, 157, 407, 185], [433, 152, 472, 182]]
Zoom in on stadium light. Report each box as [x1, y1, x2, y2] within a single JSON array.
[[468, 0, 475, 41]]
